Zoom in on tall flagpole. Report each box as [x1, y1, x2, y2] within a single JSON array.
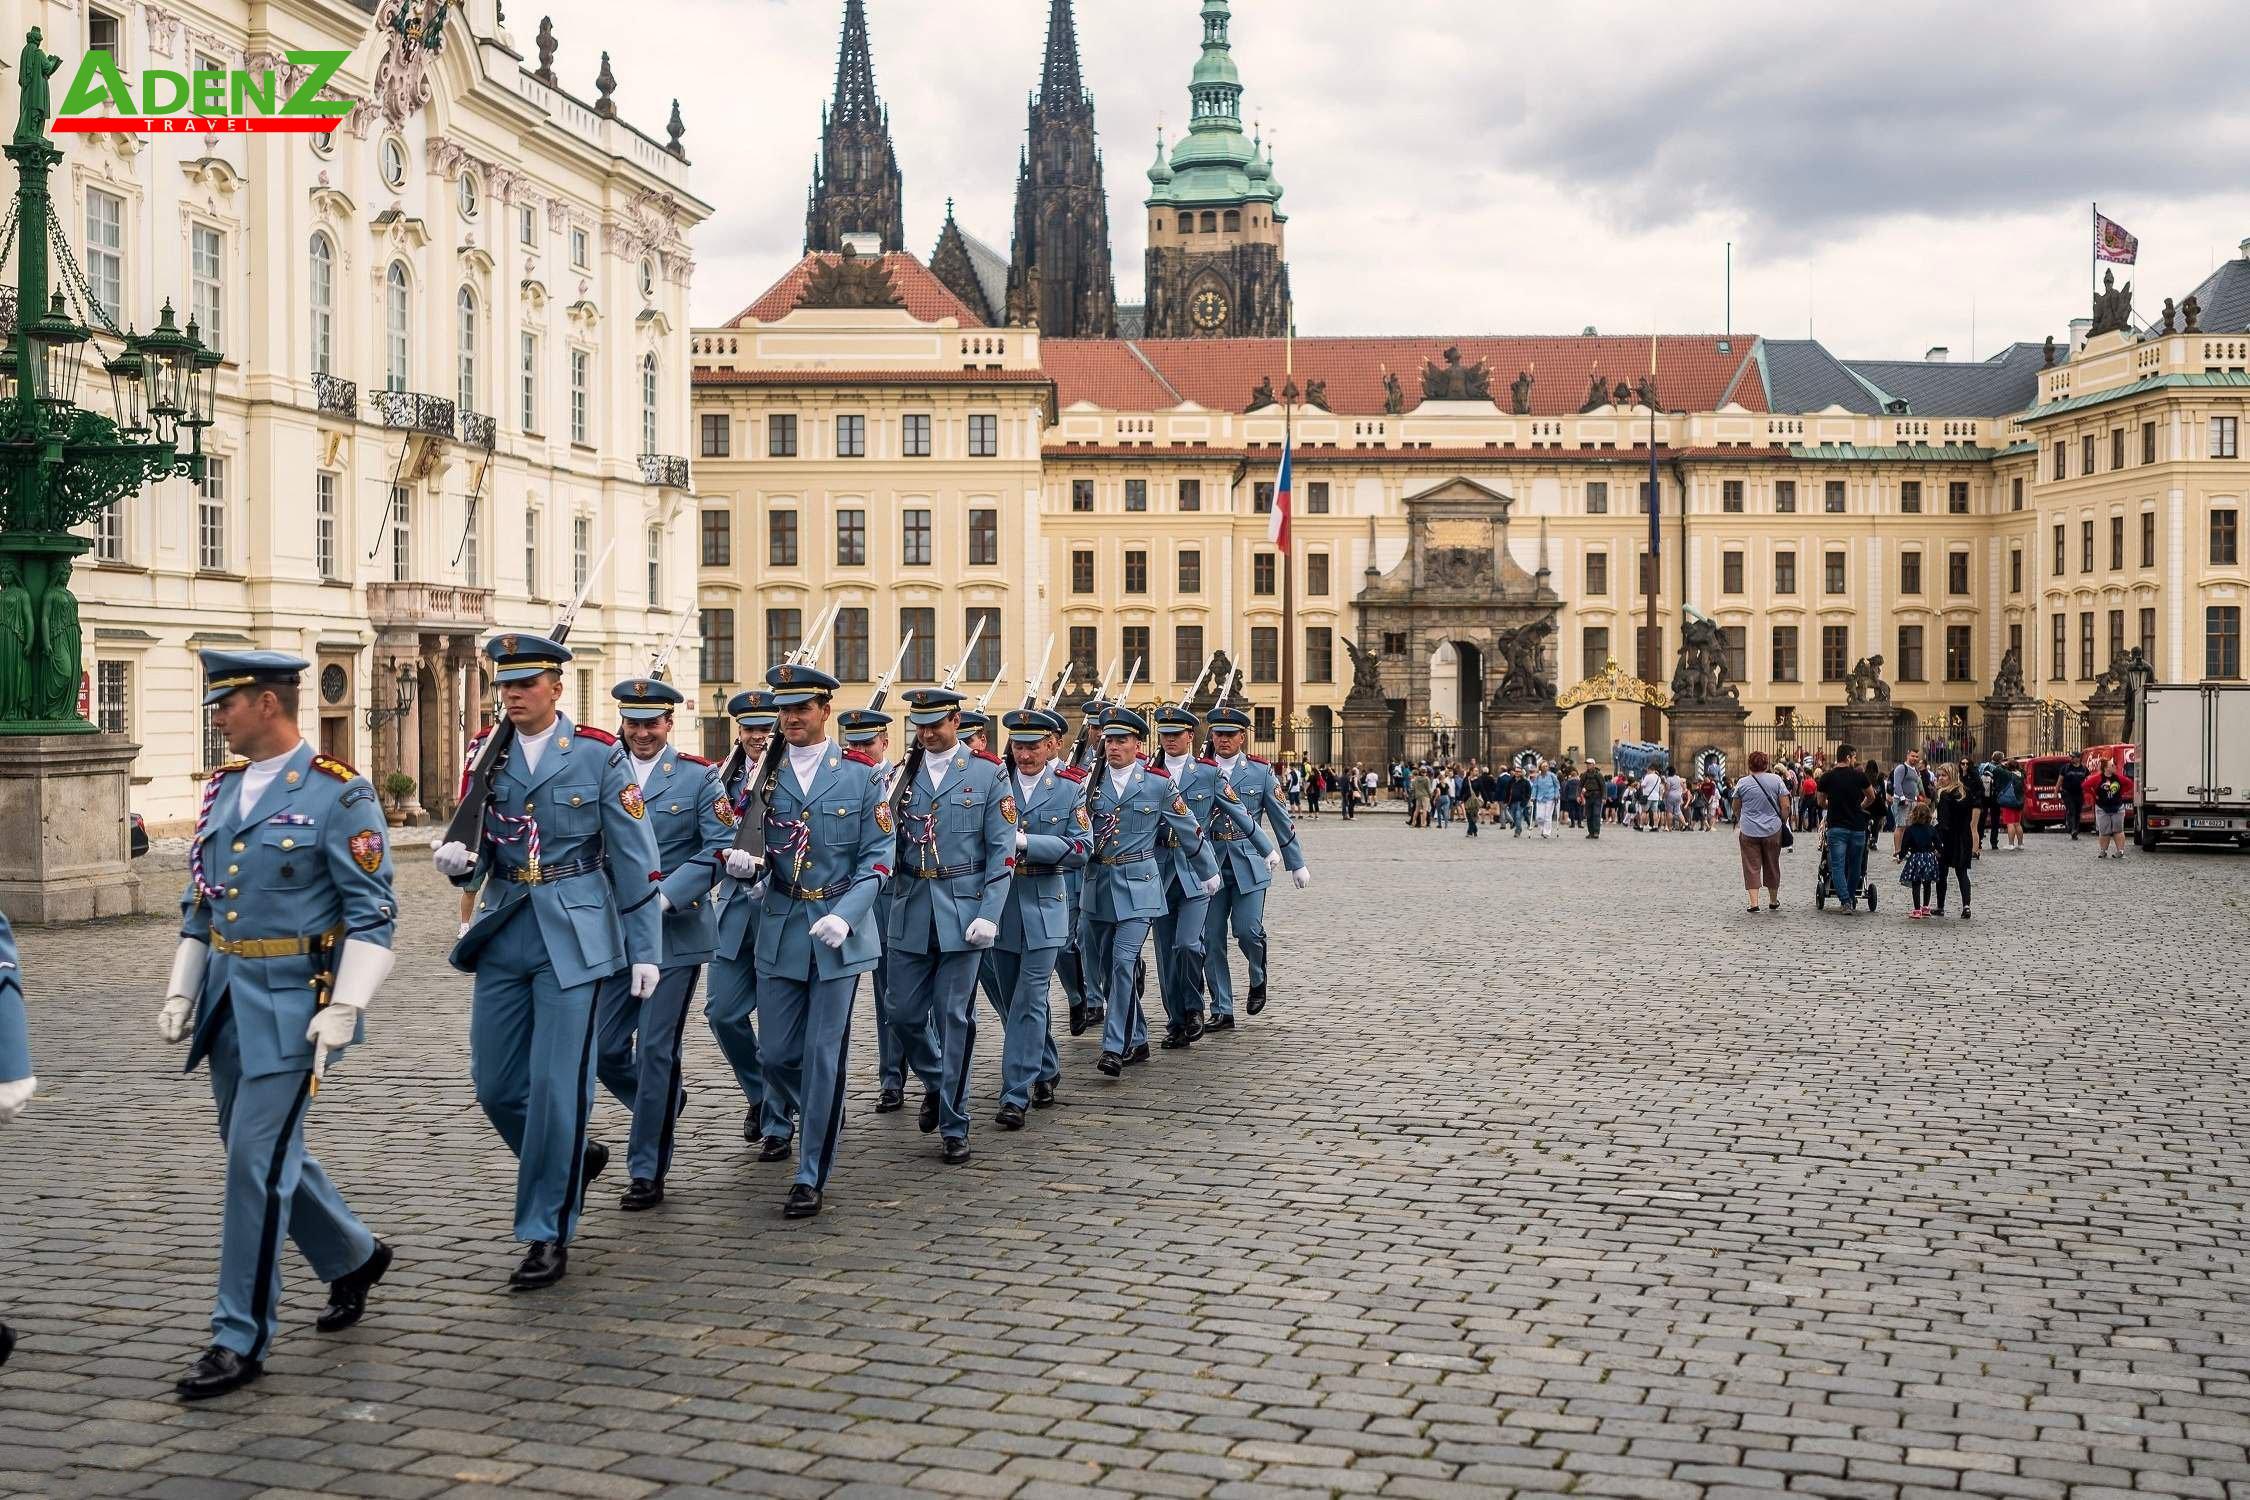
[[1280, 306, 1296, 765]]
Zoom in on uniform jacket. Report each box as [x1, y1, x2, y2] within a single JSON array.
[[1209, 755, 1306, 888], [447, 715, 664, 991], [711, 751, 760, 963], [0, 908, 27, 1085], [633, 747, 730, 970], [887, 744, 1016, 954], [996, 762, 1091, 953], [179, 741, 397, 1080], [1083, 761, 1210, 923], [1158, 755, 1273, 895], [753, 740, 890, 981]]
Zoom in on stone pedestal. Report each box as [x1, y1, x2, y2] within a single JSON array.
[[1485, 702, 1566, 765], [1666, 701, 1750, 776], [2087, 703, 2127, 747], [0, 733, 148, 923], [1828, 703, 1897, 761], [1341, 697, 1391, 776], [1979, 696, 2039, 760]]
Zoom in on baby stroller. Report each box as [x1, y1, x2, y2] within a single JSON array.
[[1811, 826, 1879, 912]]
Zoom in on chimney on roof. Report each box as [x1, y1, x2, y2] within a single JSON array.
[[2239, 237, 2250, 259], [1924, 346, 1948, 363], [841, 231, 883, 256], [2069, 317, 2092, 354]]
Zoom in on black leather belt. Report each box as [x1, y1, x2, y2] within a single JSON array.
[[905, 860, 982, 880], [1015, 863, 1065, 877], [773, 879, 842, 902], [1094, 850, 1153, 865], [1213, 827, 1250, 841], [503, 854, 607, 884]]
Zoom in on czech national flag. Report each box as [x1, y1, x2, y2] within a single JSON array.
[[1268, 442, 1292, 555]]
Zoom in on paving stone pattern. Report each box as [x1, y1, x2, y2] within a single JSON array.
[[4, 823, 2249, 1499]]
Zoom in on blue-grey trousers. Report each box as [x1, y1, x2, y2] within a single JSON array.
[[594, 965, 701, 1183], [987, 945, 1062, 1108], [705, 952, 776, 1137], [204, 999, 375, 1358], [1092, 917, 1152, 1056], [754, 969, 859, 1191], [1152, 884, 1210, 1034], [883, 945, 978, 1138], [1204, 877, 1269, 1019], [467, 903, 602, 1245]]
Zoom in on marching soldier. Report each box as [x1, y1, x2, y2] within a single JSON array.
[[838, 707, 930, 1117], [988, 707, 1089, 1125], [1082, 707, 1216, 1076], [1, 907, 30, 1366], [958, 709, 991, 757], [155, 650, 398, 1398], [433, 632, 663, 1289], [719, 661, 889, 1218], [1056, 691, 1111, 1036], [1201, 706, 1311, 1030], [1148, 706, 1273, 1049], [592, 677, 730, 1210], [708, 690, 777, 1148], [885, 687, 1015, 1164]]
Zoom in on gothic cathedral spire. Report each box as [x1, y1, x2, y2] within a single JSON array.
[[804, 0, 906, 254], [1004, 0, 1118, 337]]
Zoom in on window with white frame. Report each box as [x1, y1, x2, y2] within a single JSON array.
[[390, 485, 410, 581], [461, 497, 481, 586], [519, 331, 538, 431], [569, 348, 589, 443], [96, 660, 130, 735], [456, 287, 478, 413], [572, 514, 590, 594], [569, 226, 589, 269], [315, 472, 338, 579], [197, 457, 228, 571], [379, 136, 406, 187], [525, 508, 542, 597], [94, 500, 124, 562], [190, 224, 224, 351], [647, 525, 662, 602], [86, 190, 123, 322], [457, 171, 479, 218], [384, 263, 410, 392], [518, 204, 536, 246], [640, 353, 658, 454], [308, 232, 334, 377]]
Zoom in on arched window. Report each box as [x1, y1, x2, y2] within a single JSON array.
[[1199, 211, 1216, 233], [456, 286, 478, 413], [1223, 209, 1241, 232], [309, 232, 334, 377], [384, 262, 410, 393], [640, 352, 659, 455]]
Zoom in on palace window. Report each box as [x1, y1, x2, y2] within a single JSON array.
[[899, 609, 936, 681], [1586, 481, 1608, 514], [457, 287, 479, 414], [2009, 546, 2022, 594], [1250, 627, 1279, 683], [1900, 551, 1921, 596], [765, 608, 801, 669], [1068, 627, 1098, 681], [2051, 614, 2066, 681], [1307, 480, 1330, 515], [2109, 609, 2126, 669], [87, 8, 121, 56], [315, 473, 338, 580], [570, 226, 589, 269], [645, 527, 662, 604], [968, 509, 998, 566], [2209, 607, 2241, 678], [1175, 625, 1204, 683], [2140, 608, 2157, 669], [2011, 476, 2024, 510], [965, 610, 1001, 680], [1770, 626, 1798, 683], [1382, 632, 1407, 656], [701, 413, 730, 457], [1722, 479, 1743, 513], [902, 508, 932, 566], [1583, 626, 1609, 671], [1124, 549, 1148, 593], [1900, 480, 1922, 514], [1071, 548, 1094, 593], [1122, 626, 1151, 680], [1947, 551, 1970, 595], [836, 414, 866, 458], [1820, 625, 1850, 682], [392, 486, 414, 579], [835, 508, 866, 566], [1306, 627, 1333, 683], [96, 660, 131, 736], [1179, 478, 1202, 511], [572, 514, 589, 594], [520, 332, 539, 431], [1945, 625, 1974, 682], [2053, 440, 2067, 479], [968, 414, 999, 457], [2142, 511, 2156, 568], [641, 353, 660, 454], [95, 496, 125, 563], [2143, 422, 2157, 464], [307, 232, 333, 378], [2112, 428, 2126, 471], [1824, 480, 1846, 514], [1722, 627, 1746, 685], [768, 413, 798, 457], [768, 509, 797, 566], [1823, 551, 1846, 595], [197, 457, 228, 572], [190, 224, 224, 353], [1775, 480, 1796, 513], [1897, 625, 1924, 682], [1254, 482, 1274, 514], [1586, 551, 1608, 594], [1308, 553, 1330, 596], [2054, 522, 2066, 575], [2079, 611, 2095, 679], [525, 508, 542, 597], [1949, 480, 1970, 514], [1774, 550, 1796, 594], [569, 348, 589, 443], [2214, 507, 2240, 566], [902, 413, 931, 457], [1071, 479, 1094, 512], [833, 609, 870, 682], [2082, 434, 2095, 474], [2214, 417, 2239, 459], [2111, 515, 2125, 570], [698, 608, 734, 683], [1178, 548, 1202, 592], [1253, 553, 1276, 596], [701, 507, 730, 567], [2081, 518, 2094, 573], [1125, 479, 1148, 512], [1722, 550, 1744, 594], [384, 263, 410, 392]]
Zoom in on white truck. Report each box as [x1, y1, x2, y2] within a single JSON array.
[[2134, 681, 2250, 850]]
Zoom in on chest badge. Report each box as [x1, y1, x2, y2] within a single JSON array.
[[620, 784, 646, 820], [348, 828, 385, 874]]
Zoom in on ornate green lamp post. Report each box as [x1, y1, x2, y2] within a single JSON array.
[[1, 26, 215, 733]]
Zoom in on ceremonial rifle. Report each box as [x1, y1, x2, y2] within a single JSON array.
[[444, 538, 614, 851], [1041, 662, 1073, 713], [972, 662, 1006, 719], [646, 607, 698, 683], [1018, 634, 1057, 713], [1065, 658, 1117, 773], [890, 615, 988, 819], [1200, 662, 1241, 760], [728, 601, 842, 860]]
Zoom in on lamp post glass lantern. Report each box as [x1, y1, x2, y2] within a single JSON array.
[[1, 26, 216, 733]]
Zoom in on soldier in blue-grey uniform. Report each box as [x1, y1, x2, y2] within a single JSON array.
[[0, 907, 31, 1367], [433, 632, 664, 1290], [155, 650, 399, 1398], [839, 708, 930, 1118], [1148, 705, 1273, 1049], [707, 689, 777, 1148], [987, 707, 1090, 1126], [884, 686, 1016, 1163], [717, 661, 889, 1219], [1201, 705, 1311, 1030], [1082, 707, 1216, 1076], [591, 676, 730, 1211], [1055, 693, 1111, 1036]]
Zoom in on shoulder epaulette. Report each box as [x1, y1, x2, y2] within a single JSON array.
[[1249, 755, 1271, 766], [1145, 763, 1172, 778], [214, 758, 249, 777], [974, 750, 1004, 767], [843, 747, 877, 767], [310, 753, 356, 781], [677, 752, 712, 767], [1197, 756, 1218, 766], [1058, 764, 1088, 782], [575, 725, 617, 746]]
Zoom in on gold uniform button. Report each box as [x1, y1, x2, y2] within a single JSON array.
[[231, 841, 245, 853], [524, 801, 535, 812], [226, 864, 238, 876], [226, 887, 239, 898], [225, 911, 238, 921], [570, 796, 584, 807], [280, 838, 296, 850]]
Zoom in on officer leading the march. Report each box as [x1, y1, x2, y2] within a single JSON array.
[[989, 707, 1090, 1125], [591, 676, 730, 1211], [719, 661, 889, 1218], [707, 689, 777, 1148], [155, 650, 399, 1398], [1201, 705, 1310, 1029], [433, 632, 663, 1289]]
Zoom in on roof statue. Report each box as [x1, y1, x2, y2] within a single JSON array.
[[796, 244, 902, 311], [1420, 345, 1492, 402], [1510, 369, 1533, 415], [1302, 378, 1329, 411], [1382, 370, 1405, 415], [2182, 294, 2202, 333], [2042, 334, 2056, 368], [2159, 297, 2178, 335], [1580, 372, 1609, 412], [1635, 375, 1659, 409], [2090, 267, 2133, 337], [1246, 375, 1275, 412]]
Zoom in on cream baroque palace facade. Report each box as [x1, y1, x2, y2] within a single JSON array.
[[44, 0, 708, 830]]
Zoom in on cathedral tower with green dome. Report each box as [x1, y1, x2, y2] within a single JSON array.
[[1142, 0, 1292, 339]]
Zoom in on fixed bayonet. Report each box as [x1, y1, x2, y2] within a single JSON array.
[[939, 614, 989, 691], [647, 608, 698, 682], [974, 662, 1006, 715], [866, 628, 914, 714]]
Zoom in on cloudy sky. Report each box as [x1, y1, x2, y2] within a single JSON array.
[[533, 0, 2248, 358]]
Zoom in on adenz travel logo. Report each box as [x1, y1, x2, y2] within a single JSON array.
[[55, 51, 354, 134]]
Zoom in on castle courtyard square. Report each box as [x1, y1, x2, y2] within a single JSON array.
[[3, 824, 2247, 1500]]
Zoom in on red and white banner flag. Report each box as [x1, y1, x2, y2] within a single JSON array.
[[2094, 210, 2138, 265]]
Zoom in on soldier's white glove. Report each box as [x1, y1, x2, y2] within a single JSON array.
[[1015, 830, 1028, 852], [159, 938, 207, 1043], [305, 1008, 358, 1081], [432, 840, 476, 878], [1264, 850, 1283, 873], [306, 938, 394, 1080], [630, 963, 661, 999], [964, 917, 997, 949], [0, 1076, 34, 1125], [658, 891, 673, 913], [724, 849, 763, 880], [1200, 873, 1223, 896], [1292, 868, 1313, 890], [457, 920, 472, 938], [809, 913, 850, 949]]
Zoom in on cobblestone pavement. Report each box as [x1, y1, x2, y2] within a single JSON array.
[[5, 822, 2249, 1500]]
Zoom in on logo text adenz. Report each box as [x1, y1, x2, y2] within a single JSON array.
[[55, 51, 354, 134]]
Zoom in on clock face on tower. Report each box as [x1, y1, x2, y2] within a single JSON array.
[[1190, 287, 1229, 332]]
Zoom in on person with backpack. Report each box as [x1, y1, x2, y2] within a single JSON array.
[[1994, 756, 2027, 850], [2057, 752, 2089, 840]]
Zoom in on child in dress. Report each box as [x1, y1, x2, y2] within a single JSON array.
[[1899, 798, 1941, 917]]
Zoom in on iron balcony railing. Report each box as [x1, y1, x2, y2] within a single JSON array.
[[638, 453, 689, 488], [460, 410, 496, 451], [311, 372, 357, 417], [371, 389, 457, 438]]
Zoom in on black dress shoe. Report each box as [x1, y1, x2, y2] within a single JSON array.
[[875, 1086, 904, 1113], [1031, 1079, 1055, 1107], [1096, 1051, 1122, 1077], [0, 1323, 13, 1367], [175, 1345, 262, 1400], [315, 1239, 392, 1332], [1183, 1014, 1206, 1041], [580, 1141, 610, 1195], [1160, 1031, 1194, 1050], [509, 1240, 568, 1290], [1245, 983, 1267, 1017], [783, 1184, 822, 1219], [1124, 1043, 1150, 1066], [741, 1108, 762, 1144], [1087, 1005, 1107, 1029], [1205, 1014, 1237, 1033], [1068, 1003, 1089, 1037], [917, 1092, 940, 1134], [996, 1104, 1026, 1130], [757, 1134, 793, 1162], [941, 1136, 971, 1165], [619, 1177, 664, 1212]]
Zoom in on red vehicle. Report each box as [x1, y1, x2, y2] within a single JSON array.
[[2023, 747, 2137, 830]]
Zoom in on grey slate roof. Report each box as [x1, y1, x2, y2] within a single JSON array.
[[2175, 255, 2250, 335], [956, 227, 1011, 329], [1760, 339, 1887, 414], [1843, 342, 2055, 419], [1116, 303, 1146, 339]]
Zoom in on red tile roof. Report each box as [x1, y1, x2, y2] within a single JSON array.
[[692, 367, 1051, 389], [1041, 335, 1767, 417], [729, 252, 988, 327]]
